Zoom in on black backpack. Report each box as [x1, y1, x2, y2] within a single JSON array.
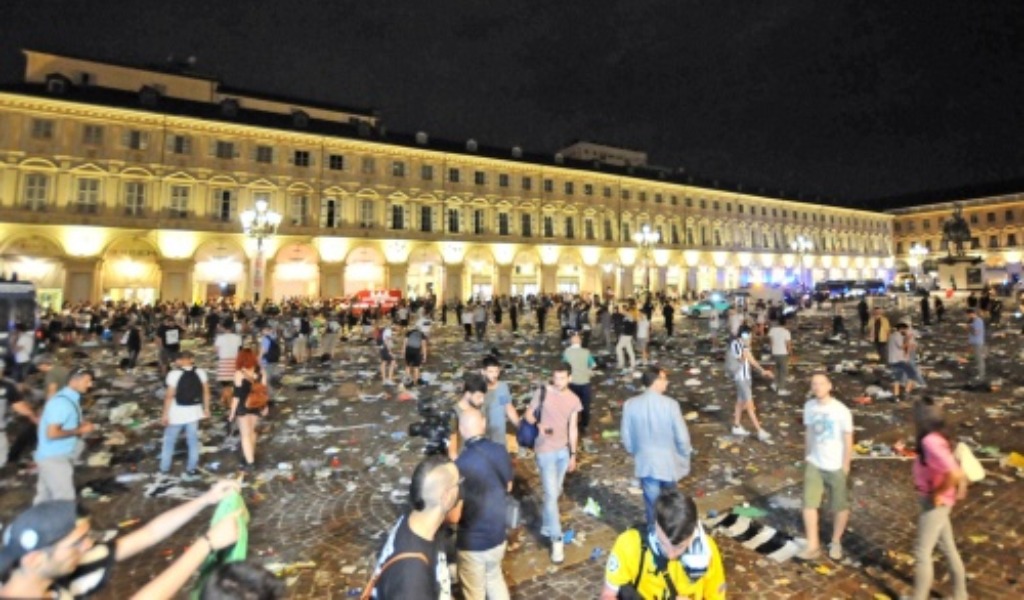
[[174, 369, 204, 406], [264, 336, 281, 363]]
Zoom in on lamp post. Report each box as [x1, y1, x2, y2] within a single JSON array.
[[240, 198, 281, 303], [790, 234, 813, 290], [632, 224, 660, 296], [909, 242, 929, 291]]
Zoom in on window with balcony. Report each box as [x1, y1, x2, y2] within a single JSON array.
[[448, 168, 460, 183], [359, 199, 375, 227], [421, 165, 434, 181], [989, 235, 999, 248], [473, 209, 485, 234], [328, 154, 344, 170], [321, 197, 340, 228], [31, 119, 54, 140], [75, 178, 100, 213], [474, 171, 486, 185], [293, 150, 311, 167], [521, 214, 532, 237], [585, 218, 595, 240], [169, 185, 190, 217], [622, 222, 630, 241], [213, 189, 236, 222], [420, 206, 433, 232], [604, 219, 613, 241], [82, 124, 104, 146], [671, 224, 680, 244], [391, 204, 406, 230], [1008, 233, 1018, 247], [544, 215, 554, 238], [565, 217, 575, 239], [393, 161, 406, 177], [215, 141, 235, 160], [290, 195, 309, 226], [498, 213, 509, 235], [685, 228, 694, 245], [124, 181, 146, 216], [447, 208, 460, 233], [172, 135, 192, 155], [23, 173, 49, 210]]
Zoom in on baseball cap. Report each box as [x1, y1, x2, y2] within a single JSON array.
[[0, 502, 83, 574]]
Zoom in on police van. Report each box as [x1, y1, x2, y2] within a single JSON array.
[[0, 278, 38, 360]]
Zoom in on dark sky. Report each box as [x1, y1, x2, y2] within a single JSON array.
[[3, 0, 1024, 209]]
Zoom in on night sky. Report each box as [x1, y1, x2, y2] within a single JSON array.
[[2, 0, 1023, 210]]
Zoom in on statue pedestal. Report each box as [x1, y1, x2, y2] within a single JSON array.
[[938, 256, 985, 290]]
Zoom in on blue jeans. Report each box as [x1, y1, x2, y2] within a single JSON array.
[[160, 421, 199, 473], [641, 477, 677, 530], [536, 447, 570, 541]]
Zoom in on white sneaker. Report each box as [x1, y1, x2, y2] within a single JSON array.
[[550, 540, 565, 564], [757, 429, 772, 442], [731, 426, 750, 436]]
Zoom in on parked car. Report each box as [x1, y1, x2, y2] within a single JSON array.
[[683, 293, 731, 318]]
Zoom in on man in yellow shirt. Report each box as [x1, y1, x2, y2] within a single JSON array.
[[601, 490, 726, 600]]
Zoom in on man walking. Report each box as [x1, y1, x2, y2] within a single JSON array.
[[34, 366, 96, 504], [403, 323, 429, 386], [156, 315, 184, 377], [160, 351, 210, 479], [481, 356, 519, 447], [966, 308, 986, 381], [562, 332, 596, 435], [798, 373, 854, 561], [378, 322, 397, 385], [767, 318, 793, 396], [727, 331, 773, 441], [455, 409, 513, 600], [867, 306, 890, 364], [523, 364, 581, 564], [621, 366, 692, 529], [857, 297, 870, 336], [888, 320, 915, 400], [473, 302, 488, 342], [615, 307, 637, 371]]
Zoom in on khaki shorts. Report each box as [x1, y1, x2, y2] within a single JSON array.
[[803, 463, 849, 512]]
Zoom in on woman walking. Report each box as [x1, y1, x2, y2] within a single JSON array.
[[911, 397, 968, 600], [230, 348, 269, 475]]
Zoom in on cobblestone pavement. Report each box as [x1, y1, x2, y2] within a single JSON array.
[[1, 304, 1022, 599]]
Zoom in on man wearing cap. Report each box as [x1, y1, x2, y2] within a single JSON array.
[[160, 351, 210, 480], [0, 359, 39, 469], [0, 480, 241, 599], [33, 367, 96, 504]]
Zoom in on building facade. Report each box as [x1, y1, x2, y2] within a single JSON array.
[[0, 51, 894, 308], [890, 196, 1024, 286]]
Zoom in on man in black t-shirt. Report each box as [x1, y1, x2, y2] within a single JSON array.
[[369, 456, 461, 599], [156, 316, 184, 376]]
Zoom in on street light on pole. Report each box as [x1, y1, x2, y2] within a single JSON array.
[[790, 234, 813, 290], [632, 224, 660, 296], [240, 198, 282, 303]]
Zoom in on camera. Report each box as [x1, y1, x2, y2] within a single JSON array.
[[408, 393, 454, 455]]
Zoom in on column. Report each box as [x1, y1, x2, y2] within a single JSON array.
[[445, 264, 464, 302], [63, 258, 103, 303], [158, 259, 194, 303], [320, 262, 346, 298], [388, 263, 408, 294], [541, 264, 557, 293], [497, 264, 513, 297]]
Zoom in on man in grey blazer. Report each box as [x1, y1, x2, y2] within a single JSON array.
[[621, 365, 693, 529]]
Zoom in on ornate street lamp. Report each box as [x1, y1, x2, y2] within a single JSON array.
[[790, 234, 813, 289], [632, 224, 660, 295], [240, 198, 282, 302]]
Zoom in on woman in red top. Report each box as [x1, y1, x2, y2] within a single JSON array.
[[910, 398, 968, 600]]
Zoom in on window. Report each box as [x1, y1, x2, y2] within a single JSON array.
[[622, 223, 631, 241], [473, 209, 485, 234], [685, 197, 693, 207], [170, 185, 190, 217], [290, 195, 309, 226], [922, 219, 931, 230], [924, 240, 932, 251], [989, 235, 999, 248], [584, 184, 593, 196], [714, 201, 720, 210], [391, 204, 405, 230], [420, 206, 433, 232], [321, 197, 340, 228], [23, 174, 49, 209], [359, 199, 375, 227], [761, 207, 767, 216], [585, 218, 595, 240], [700, 199, 706, 209], [726, 203, 731, 212], [987, 212, 995, 223], [1008, 233, 1018, 247], [172, 135, 192, 155], [392, 161, 406, 177], [361, 157, 376, 174], [565, 216, 574, 239], [1006, 209, 1014, 222], [970, 237, 980, 249], [738, 204, 743, 214], [543, 179, 553, 193], [894, 222, 902, 233], [604, 219, 613, 241], [498, 213, 509, 235], [639, 192, 647, 202], [82, 125, 104, 145], [969, 214, 978, 225], [671, 196, 678, 206], [125, 130, 149, 150], [447, 208, 460, 233], [655, 194, 662, 204], [421, 165, 434, 180], [213, 189, 236, 222], [521, 214, 532, 237], [671, 224, 680, 244], [293, 150, 311, 167], [907, 221, 915, 232], [543, 215, 554, 237], [895, 242, 904, 254], [215, 141, 235, 160], [75, 178, 100, 212], [31, 119, 54, 140], [603, 187, 612, 198], [448, 168, 460, 183], [522, 177, 532, 191], [124, 181, 146, 215], [328, 154, 344, 170], [622, 190, 631, 201], [499, 174, 509, 188], [686, 228, 694, 245], [474, 171, 486, 185], [564, 182, 574, 195]]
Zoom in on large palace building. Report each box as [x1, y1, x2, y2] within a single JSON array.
[[0, 50, 897, 307]]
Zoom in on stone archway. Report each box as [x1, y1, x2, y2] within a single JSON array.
[[511, 248, 541, 297], [102, 236, 161, 304], [406, 246, 444, 300], [0, 234, 67, 309], [271, 242, 320, 300], [344, 246, 386, 295], [193, 239, 248, 302], [465, 247, 496, 301]]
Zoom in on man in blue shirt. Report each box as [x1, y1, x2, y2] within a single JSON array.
[[455, 408, 513, 600], [966, 308, 986, 381], [34, 366, 96, 504]]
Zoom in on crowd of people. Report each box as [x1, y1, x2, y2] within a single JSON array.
[[0, 286, 994, 599]]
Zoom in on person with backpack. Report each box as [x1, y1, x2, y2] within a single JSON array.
[[726, 331, 773, 441], [159, 351, 209, 480], [403, 324, 429, 386], [258, 324, 281, 390], [33, 366, 96, 504], [230, 348, 269, 475], [600, 490, 726, 600]]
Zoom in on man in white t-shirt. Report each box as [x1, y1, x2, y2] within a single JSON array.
[[798, 373, 854, 561], [767, 319, 793, 396], [160, 351, 210, 479]]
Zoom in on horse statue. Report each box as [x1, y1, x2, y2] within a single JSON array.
[[941, 202, 972, 258]]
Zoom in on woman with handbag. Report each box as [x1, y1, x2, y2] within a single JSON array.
[[911, 397, 968, 600], [230, 348, 270, 476]]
